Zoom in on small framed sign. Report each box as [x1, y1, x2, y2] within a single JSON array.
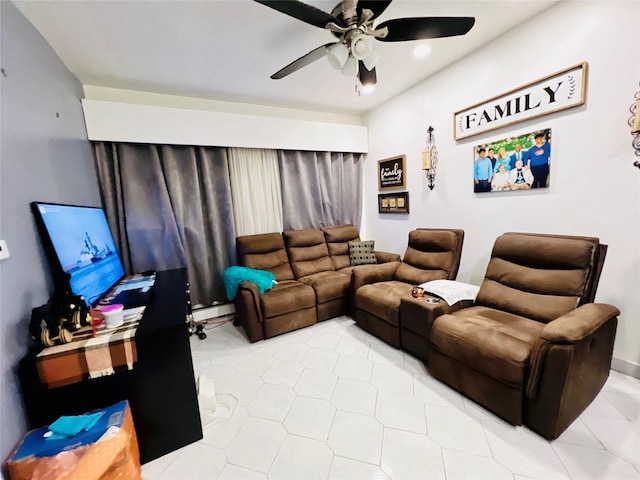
[[378, 191, 409, 214], [378, 155, 406, 190]]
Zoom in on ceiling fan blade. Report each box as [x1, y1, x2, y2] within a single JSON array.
[[358, 61, 377, 87], [271, 43, 336, 79], [357, 1, 393, 21], [376, 17, 475, 41], [253, 0, 339, 29]]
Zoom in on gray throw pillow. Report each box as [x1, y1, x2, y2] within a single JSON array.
[[348, 240, 377, 266]]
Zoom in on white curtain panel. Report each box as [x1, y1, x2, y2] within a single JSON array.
[[228, 147, 284, 236]]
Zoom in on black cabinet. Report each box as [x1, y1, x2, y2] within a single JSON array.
[[18, 268, 203, 464]]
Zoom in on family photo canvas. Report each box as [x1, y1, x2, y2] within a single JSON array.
[[473, 128, 551, 193]]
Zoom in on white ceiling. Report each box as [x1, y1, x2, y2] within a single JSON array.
[[14, 0, 558, 116]]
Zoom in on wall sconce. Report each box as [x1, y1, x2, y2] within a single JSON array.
[[629, 86, 640, 168], [422, 126, 438, 190]]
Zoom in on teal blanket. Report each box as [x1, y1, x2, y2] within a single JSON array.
[[223, 266, 276, 301]]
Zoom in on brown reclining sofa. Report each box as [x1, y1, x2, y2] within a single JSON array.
[[234, 224, 400, 342]]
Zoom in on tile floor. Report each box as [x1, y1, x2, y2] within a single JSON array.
[[142, 316, 640, 480]]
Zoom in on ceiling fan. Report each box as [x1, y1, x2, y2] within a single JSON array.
[[254, 0, 475, 92]]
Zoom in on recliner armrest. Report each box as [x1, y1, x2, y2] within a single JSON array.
[[375, 250, 401, 264], [540, 303, 620, 343], [234, 281, 265, 342], [351, 261, 401, 294], [526, 303, 619, 399]]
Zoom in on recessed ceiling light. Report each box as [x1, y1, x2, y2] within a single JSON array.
[[414, 45, 432, 57]]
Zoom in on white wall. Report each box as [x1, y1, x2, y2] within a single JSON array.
[[363, 1, 640, 371]]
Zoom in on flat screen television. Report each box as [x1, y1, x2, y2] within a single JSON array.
[[32, 202, 126, 307]]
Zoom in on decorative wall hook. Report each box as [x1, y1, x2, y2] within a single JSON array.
[[422, 126, 438, 189]]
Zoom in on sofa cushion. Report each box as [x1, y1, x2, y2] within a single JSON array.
[[237, 232, 295, 281], [393, 229, 464, 284], [337, 266, 354, 275], [403, 230, 460, 268], [299, 271, 351, 303], [395, 263, 448, 285], [349, 240, 377, 266], [430, 306, 544, 387], [284, 228, 335, 278], [476, 234, 598, 323], [322, 224, 360, 270], [260, 280, 316, 318], [401, 248, 455, 273], [355, 280, 413, 326]]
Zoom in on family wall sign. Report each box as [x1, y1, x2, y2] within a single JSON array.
[[453, 62, 588, 140], [377, 154, 406, 190]]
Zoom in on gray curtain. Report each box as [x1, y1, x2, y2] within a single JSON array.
[[93, 142, 237, 305], [278, 150, 363, 230]]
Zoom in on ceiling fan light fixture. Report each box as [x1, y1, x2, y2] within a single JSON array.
[[327, 42, 349, 69], [350, 34, 374, 60], [341, 56, 358, 77], [362, 48, 381, 71]]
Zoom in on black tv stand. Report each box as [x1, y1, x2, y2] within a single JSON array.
[[18, 268, 203, 464]]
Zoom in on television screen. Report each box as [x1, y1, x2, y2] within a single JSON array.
[[32, 202, 125, 306]]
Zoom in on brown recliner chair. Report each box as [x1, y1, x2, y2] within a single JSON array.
[[352, 228, 464, 348], [427, 232, 619, 440], [235, 232, 317, 342], [283, 228, 351, 321]]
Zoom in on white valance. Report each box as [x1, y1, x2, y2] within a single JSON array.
[[82, 100, 368, 153]]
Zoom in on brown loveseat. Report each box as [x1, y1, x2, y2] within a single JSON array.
[[234, 224, 400, 342], [426, 232, 618, 439]]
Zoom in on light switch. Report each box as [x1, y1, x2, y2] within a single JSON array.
[[0, 240, 10, 260]]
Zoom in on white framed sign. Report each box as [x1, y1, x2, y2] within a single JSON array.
[[453, 62, 588, 140]]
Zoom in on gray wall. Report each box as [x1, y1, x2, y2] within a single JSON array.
[[0, 1, 101, 460]]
